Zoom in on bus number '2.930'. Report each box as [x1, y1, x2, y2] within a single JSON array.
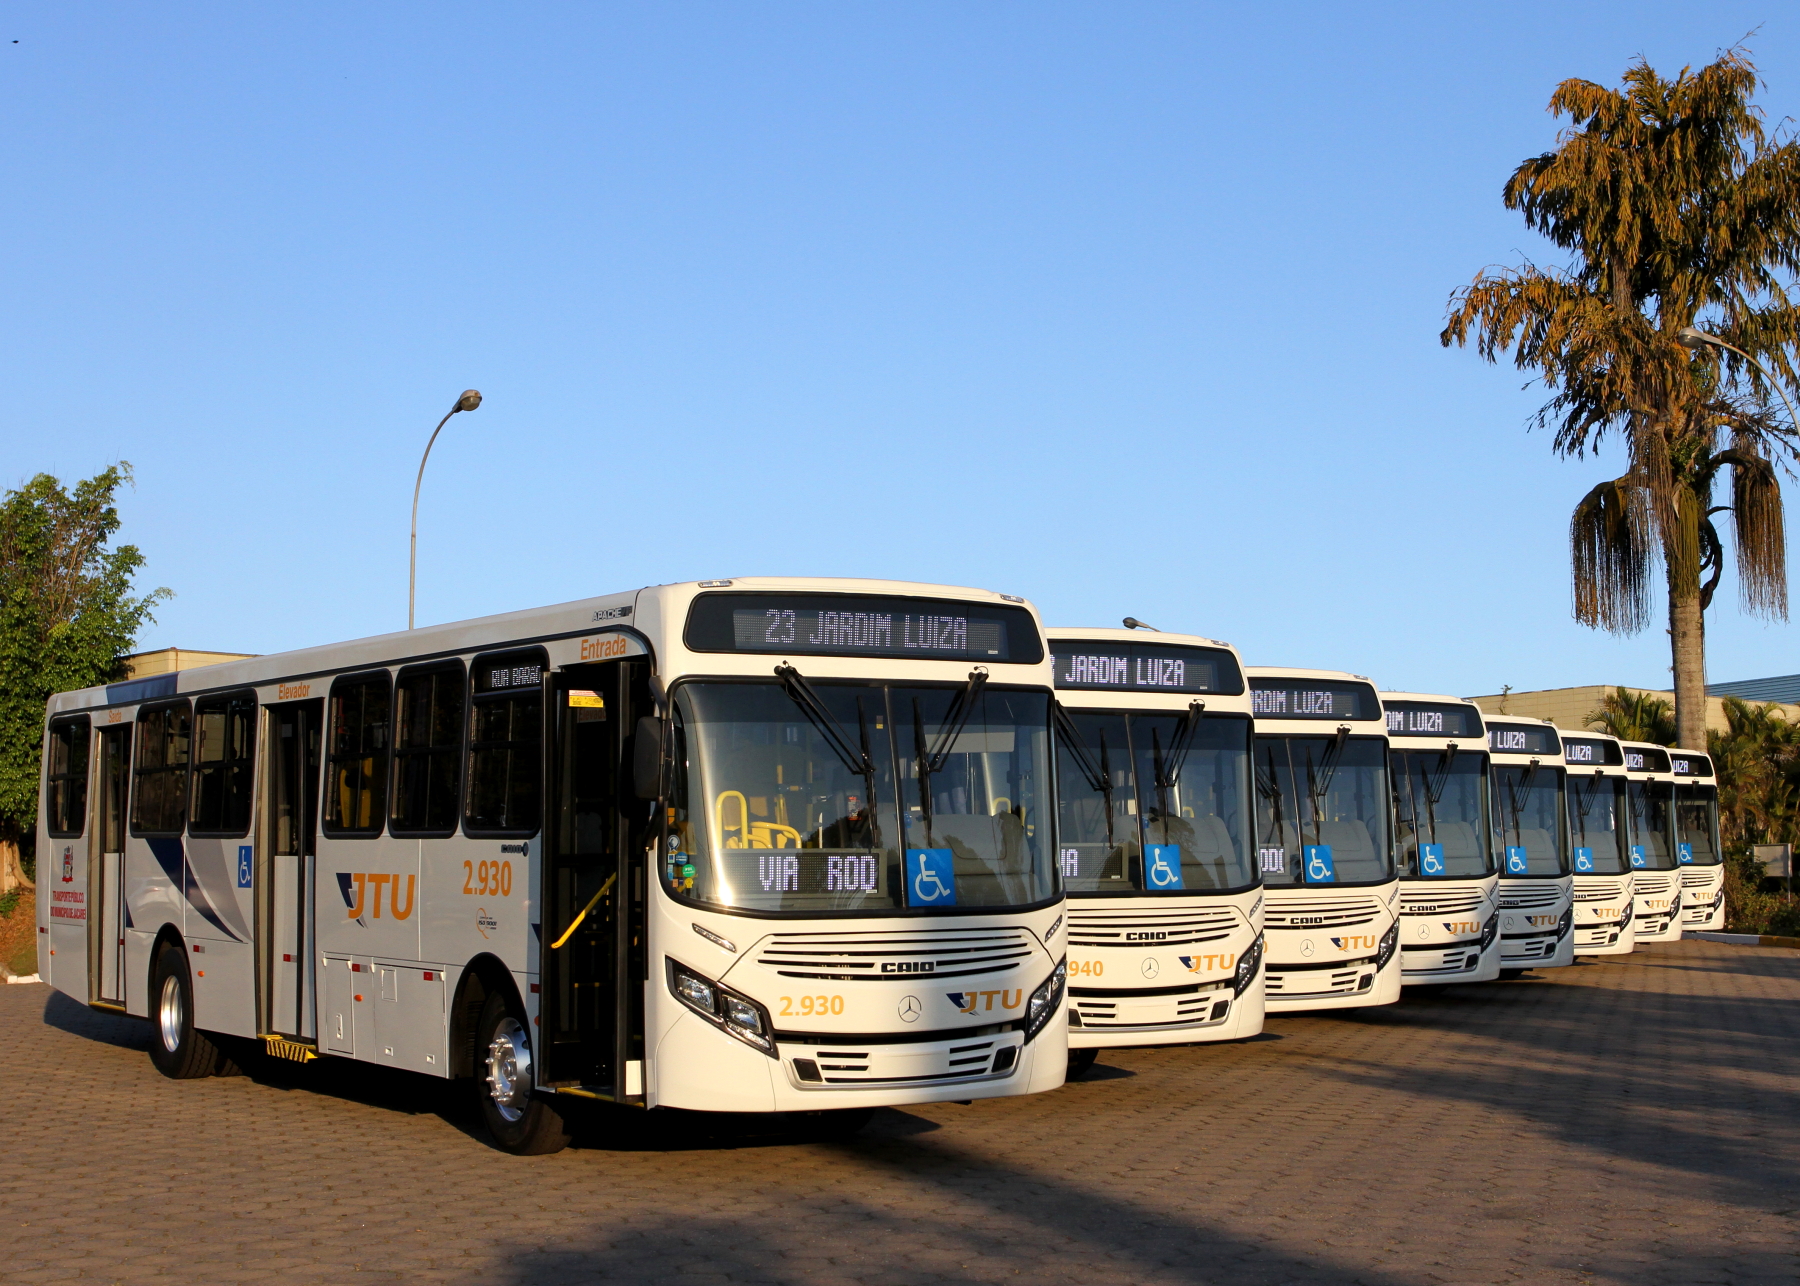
[[463, 860, 513, 897], [779, 995, 845, 1016]]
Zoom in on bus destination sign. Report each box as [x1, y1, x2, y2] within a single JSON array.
[[1563, 736, 1623, 766], [1248, 679, 1379, 721], [1488, 723, 1559, 756], [684, 593, 1044, 664], [1383, 700, 1483, 738], [1051, 640, 1242, 695]]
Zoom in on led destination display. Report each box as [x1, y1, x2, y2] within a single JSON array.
[[1624, 747, 1672, 773], [684, 593, 1043, 664], [1248, 678, 1379, 721], [1488, 723, 1560, 756], [1563, 737, 1623, 766], [1051, 640, 1242, 695], [1672, 754, 1713, 777], [1384, 701, 1484, 738]]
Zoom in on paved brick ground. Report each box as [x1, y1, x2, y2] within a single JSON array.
[[5, 939, 1798, 1285]]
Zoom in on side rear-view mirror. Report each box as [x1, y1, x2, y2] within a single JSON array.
[[633, 716, 666, 800]]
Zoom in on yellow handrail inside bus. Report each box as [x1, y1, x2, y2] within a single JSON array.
[[716, 790, 803, 850], [550, 872, 617, 949]]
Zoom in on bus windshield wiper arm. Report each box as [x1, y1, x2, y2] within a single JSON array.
[[911, 668, 990, 849], [1153, 701, 1206, 789], [775, 664, 881, 848]]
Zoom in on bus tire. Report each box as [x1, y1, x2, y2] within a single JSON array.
[[148, 941, 222, 1080], [474, 989, 571, 1156], [1066, 1047, 1099, 1079], [1499, 968, 1528, 981]]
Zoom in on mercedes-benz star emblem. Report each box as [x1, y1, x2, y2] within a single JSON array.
[[898, 995, 921, 1022], [1300, 939, 1315, 958], [1140, 958, 1159, 979]]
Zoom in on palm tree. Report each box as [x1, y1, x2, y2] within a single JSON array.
[[1584, 686, 1677, 745], [1442, 48, 1800, 748]]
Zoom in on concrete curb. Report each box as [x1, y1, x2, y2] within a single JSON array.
[[1690, 930, 1800, 950]]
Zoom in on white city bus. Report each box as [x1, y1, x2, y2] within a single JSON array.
[[1485, 717, 1573, 973], [1384, 694, 1500, 984], [1048, 628, 1261, 1074], [1672, 749, 1725, 933], [1560, 729, 1636, 955], [1622, 741, 1683, 942], [1248, 668, 1401, 1011], [36, 578, 1069, 1153]]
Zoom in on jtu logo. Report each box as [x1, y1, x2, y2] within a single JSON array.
[[946, 989, 1023, 1014], [1329, 935, 1376, 951], [1440, 920, 1480, 935], [338, 872, 416, 921], [1180, 953, 1237, 975]]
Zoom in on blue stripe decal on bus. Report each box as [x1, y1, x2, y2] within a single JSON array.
[[146, 835, 246, 943], [105, 674, 179, 704]]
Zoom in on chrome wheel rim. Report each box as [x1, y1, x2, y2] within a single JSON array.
[[158, 973, 184, 1053], [484, 1017, 533, 1123]]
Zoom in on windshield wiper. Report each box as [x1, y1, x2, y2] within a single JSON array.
[[911, 668, 990, 847], [1148, 701, 1206, 837], [773, 664, 881, 846], [1054, 705, 1118, 847]]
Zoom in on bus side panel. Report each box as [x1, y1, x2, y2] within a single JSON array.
[[125, 833, 185, 1011], [315, 836, 423, 1033], [181, 834, 258, 1037], [191, 939, 257, 1037], [422, 837, 528, 989], [42, 827, 90, 997]]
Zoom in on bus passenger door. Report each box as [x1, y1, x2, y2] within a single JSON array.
[[93, 726, 130, 1006], [542, 658, 651, 1094], [262, 700, 322, 1040]]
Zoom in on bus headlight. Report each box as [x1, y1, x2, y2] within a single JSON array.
[[666, 959, 776, 1057], [1555, 907, 1573, 939], [1233, 936, 1264, 997], [1621, 899, 1634, 925], [1479, 914, 1499, 950], [1023, 959, 1066, 1042], [1375, 922, 1399, 970]]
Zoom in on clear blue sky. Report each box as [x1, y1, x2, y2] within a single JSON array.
[[6, 3, 1799, 697]]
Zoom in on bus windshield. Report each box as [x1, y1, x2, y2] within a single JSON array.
[[1253, 736, 1393, 887], [1675, 783, 1722, 866], [667, 680, 1055, 914], [1567, 774, 1631, 874], [1628, 780, 1678, 870], [1055, 710, 1254, 894], [1492, 764, 1568, 876], [1391, 749, 1493, 879]]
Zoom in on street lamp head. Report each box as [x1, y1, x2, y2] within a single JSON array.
[[1676, 326, 1718, 350], [454, 389, 483, 413], [1122, 617, 1157, 631]]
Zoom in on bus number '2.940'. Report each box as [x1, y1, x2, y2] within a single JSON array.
[[463, 860, 513, 897]]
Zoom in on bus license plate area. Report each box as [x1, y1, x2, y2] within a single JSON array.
[[782, 1031, 1024, 1089]]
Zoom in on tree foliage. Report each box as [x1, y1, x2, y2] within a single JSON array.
[[0, 467, 169, 875], [1706, 696, 1800, 934], [1442, 47, 1800, 747], [1583, 686, 1677, 745]]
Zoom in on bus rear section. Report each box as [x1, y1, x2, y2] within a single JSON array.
[[1672, 750, 1724, 932], [1560, 730, 1636, 956], [1488, 717, 1573, 973], [1249, 669, 1400, 1012], [1622, 742, 1683, 943], [1385, 694, 1501, 985], [1048, 628, 1262, 1073]]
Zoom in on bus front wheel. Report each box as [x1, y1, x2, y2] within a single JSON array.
[[148, 941, 223, 1080], [474, 990, 571, 1156], [1066, 1047, 1099, 1079]]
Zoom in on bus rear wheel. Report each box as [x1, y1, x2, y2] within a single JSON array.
[[474, 990, 571, 1156], [148, 941, 223, 1080], [1067, 1047, 1099, 1079]]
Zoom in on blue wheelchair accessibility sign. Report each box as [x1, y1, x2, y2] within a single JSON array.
[[1677, 842, 1694, 864], [236, 845, 253, 889], [1144, 844, 1183, 890], [1506, 845, 1529, 875], [1420, 843, 1446, 876], [1303, 844, 1336, 883], [905, 848, 957, 907], [1573, 846, 1594, 872], [1629, 845, 1647, 869]]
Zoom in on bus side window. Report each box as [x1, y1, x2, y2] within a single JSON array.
[[324, 673, 392, 837], [392, 662, 465, 836], [45, 718, 91, 837], [466, 648, 546, 836], [132, 701, 192, 836], [190, 691, 256, 836]]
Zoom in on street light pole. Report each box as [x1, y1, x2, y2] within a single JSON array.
[[1676, 326, 1800, 430], [409, 389, 482, 630]]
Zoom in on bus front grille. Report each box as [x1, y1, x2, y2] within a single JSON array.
[[1575, 879, 1628, 902], [1068, 904, 1240, 947], [1399, 890, 1484, 916], [1265, 965, 1365, 998], [1499, 885, 1564, 910], [1680, 871, 1717, 889], [755, 928, 1034, 982], [1071, 988, 1225, 1029], [783, 1031, 1022, 1087], [1634, 873, 1675, 897], [1264, 895, 1383, 930]]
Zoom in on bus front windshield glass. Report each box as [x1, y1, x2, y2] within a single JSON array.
[[1254, 736, 1393, 886], [1567, 774, 1631, 874], [1056, 711, 1254, 894], [1391, 749, 1493, 879], [1675, 783, 1722, 866], [1492, 764, 1568, 876], [668, 680, 1055, 913], [1628, 779, 1677, 870]]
